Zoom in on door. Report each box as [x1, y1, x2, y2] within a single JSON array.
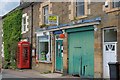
[[103, 28, 117, 78], [56, 40, 63, 72], [68, 30, 94, 77], [103, 42, 117, 78], [22, 45, 30, 68]]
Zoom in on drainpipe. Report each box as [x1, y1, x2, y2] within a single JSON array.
[[117, 1, 120, 79], [30, 3, 34, 69]]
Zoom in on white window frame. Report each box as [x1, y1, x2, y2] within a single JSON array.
[[36, 32, 51, 63], [43, 5, 49, 24], [22, 13, 29, 34], [112, 0, 119, 8]]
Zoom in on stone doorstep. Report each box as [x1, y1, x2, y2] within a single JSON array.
[[40, 73, 62, 78], [40, 73, 80, 78]]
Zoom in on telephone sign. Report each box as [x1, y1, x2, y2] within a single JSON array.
[[49, 16, 57, 21]]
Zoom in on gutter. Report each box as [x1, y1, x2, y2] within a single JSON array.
[[29, 3, 34, 69], [48, 21, 100, 32], [35, 21, 100, 33]]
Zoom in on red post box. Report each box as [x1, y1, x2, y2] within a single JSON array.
[[17, 41, 30, 69]]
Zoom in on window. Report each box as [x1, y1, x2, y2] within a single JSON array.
[[112, 0, 119, 8], [37, 35, 51, 62], [104, 28, 117, 42], [22, 13, 28, 34], [104, 0, 120, 13], [43, 5, 49, 24], [76, 0, 85, 17], [39, 42, 48, 61], [23, 17, 26, 32]]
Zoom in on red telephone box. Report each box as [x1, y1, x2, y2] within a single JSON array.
[[17, 41, 30, 69]]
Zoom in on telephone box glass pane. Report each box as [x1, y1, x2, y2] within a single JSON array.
[[22, 47, 28, 65]]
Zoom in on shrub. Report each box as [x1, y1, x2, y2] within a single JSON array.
[[3, 9, 22, 69]]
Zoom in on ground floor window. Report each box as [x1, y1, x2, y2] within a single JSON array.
[[104, 28, 117, 42], [37, 35, 51, 62]]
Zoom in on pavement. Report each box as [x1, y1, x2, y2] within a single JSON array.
[[1, 69, 79, 79], [2, 69, 45, 78], [0, 73, 2, 80]]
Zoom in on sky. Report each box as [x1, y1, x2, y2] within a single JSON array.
[[0, 0, 20, 16], [0, 0, 119, 16]]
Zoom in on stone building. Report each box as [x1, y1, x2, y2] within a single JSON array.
[[34, 1, 119, 78], [32, 2, 71, 73], [20, 0, 120, 78]]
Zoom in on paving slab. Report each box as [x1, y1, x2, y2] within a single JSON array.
[[40, 73, 62, 78], [2, 69, 45, 78], [1, 69, 79, 78]]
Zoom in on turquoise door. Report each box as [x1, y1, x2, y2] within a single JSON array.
[[68, 30, 94, 77], [56, 40, 63, 71]]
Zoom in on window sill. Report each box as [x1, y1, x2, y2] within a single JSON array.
[[76, 15, 87, 20], [105, 8, 120, 13], [21, 31, 28, 34], [38, 61, 52, 64]]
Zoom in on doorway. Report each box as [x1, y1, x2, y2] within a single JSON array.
[[103, 28, 117, 78], [55, 39, 63, 72], [68, 30, 94, 77]]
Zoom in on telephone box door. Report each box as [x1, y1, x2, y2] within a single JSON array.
[[22, 46, 30, 68], [17, 41, 30, 69]]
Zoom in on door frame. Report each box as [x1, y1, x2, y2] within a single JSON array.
[[102, 27, 117, 78], [55, 36, 63, 72]]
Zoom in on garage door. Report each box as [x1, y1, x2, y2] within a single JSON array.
[[68, 28, 94, 77]]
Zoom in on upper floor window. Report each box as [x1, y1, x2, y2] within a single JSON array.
[[23, 17, 26, 31], [112, 0, 120, 8], [22, 13, 29, 34], [43, 5, 49, 24], [76, 0, 85, 17]]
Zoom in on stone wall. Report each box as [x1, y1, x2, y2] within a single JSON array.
[[30, 2, 119, 78], [22, 6, 32, 43], [65, 2, 119, 78]]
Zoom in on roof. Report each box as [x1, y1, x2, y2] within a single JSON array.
[[2, 2, 42, 19], [2, 2, 34, 19], [19, 2, 33, 9]]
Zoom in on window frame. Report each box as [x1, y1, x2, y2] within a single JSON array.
[[76, 0, 85, 17], [104, 0, 120, 13], [38, 40, 49, 61], [112, 0, 119, 8], [43, 5, 49, 24], [22, 13, 28, 34], [36, 32, 51, 63], [74, 0, 88, 19], [22, 17, 26, 32]]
